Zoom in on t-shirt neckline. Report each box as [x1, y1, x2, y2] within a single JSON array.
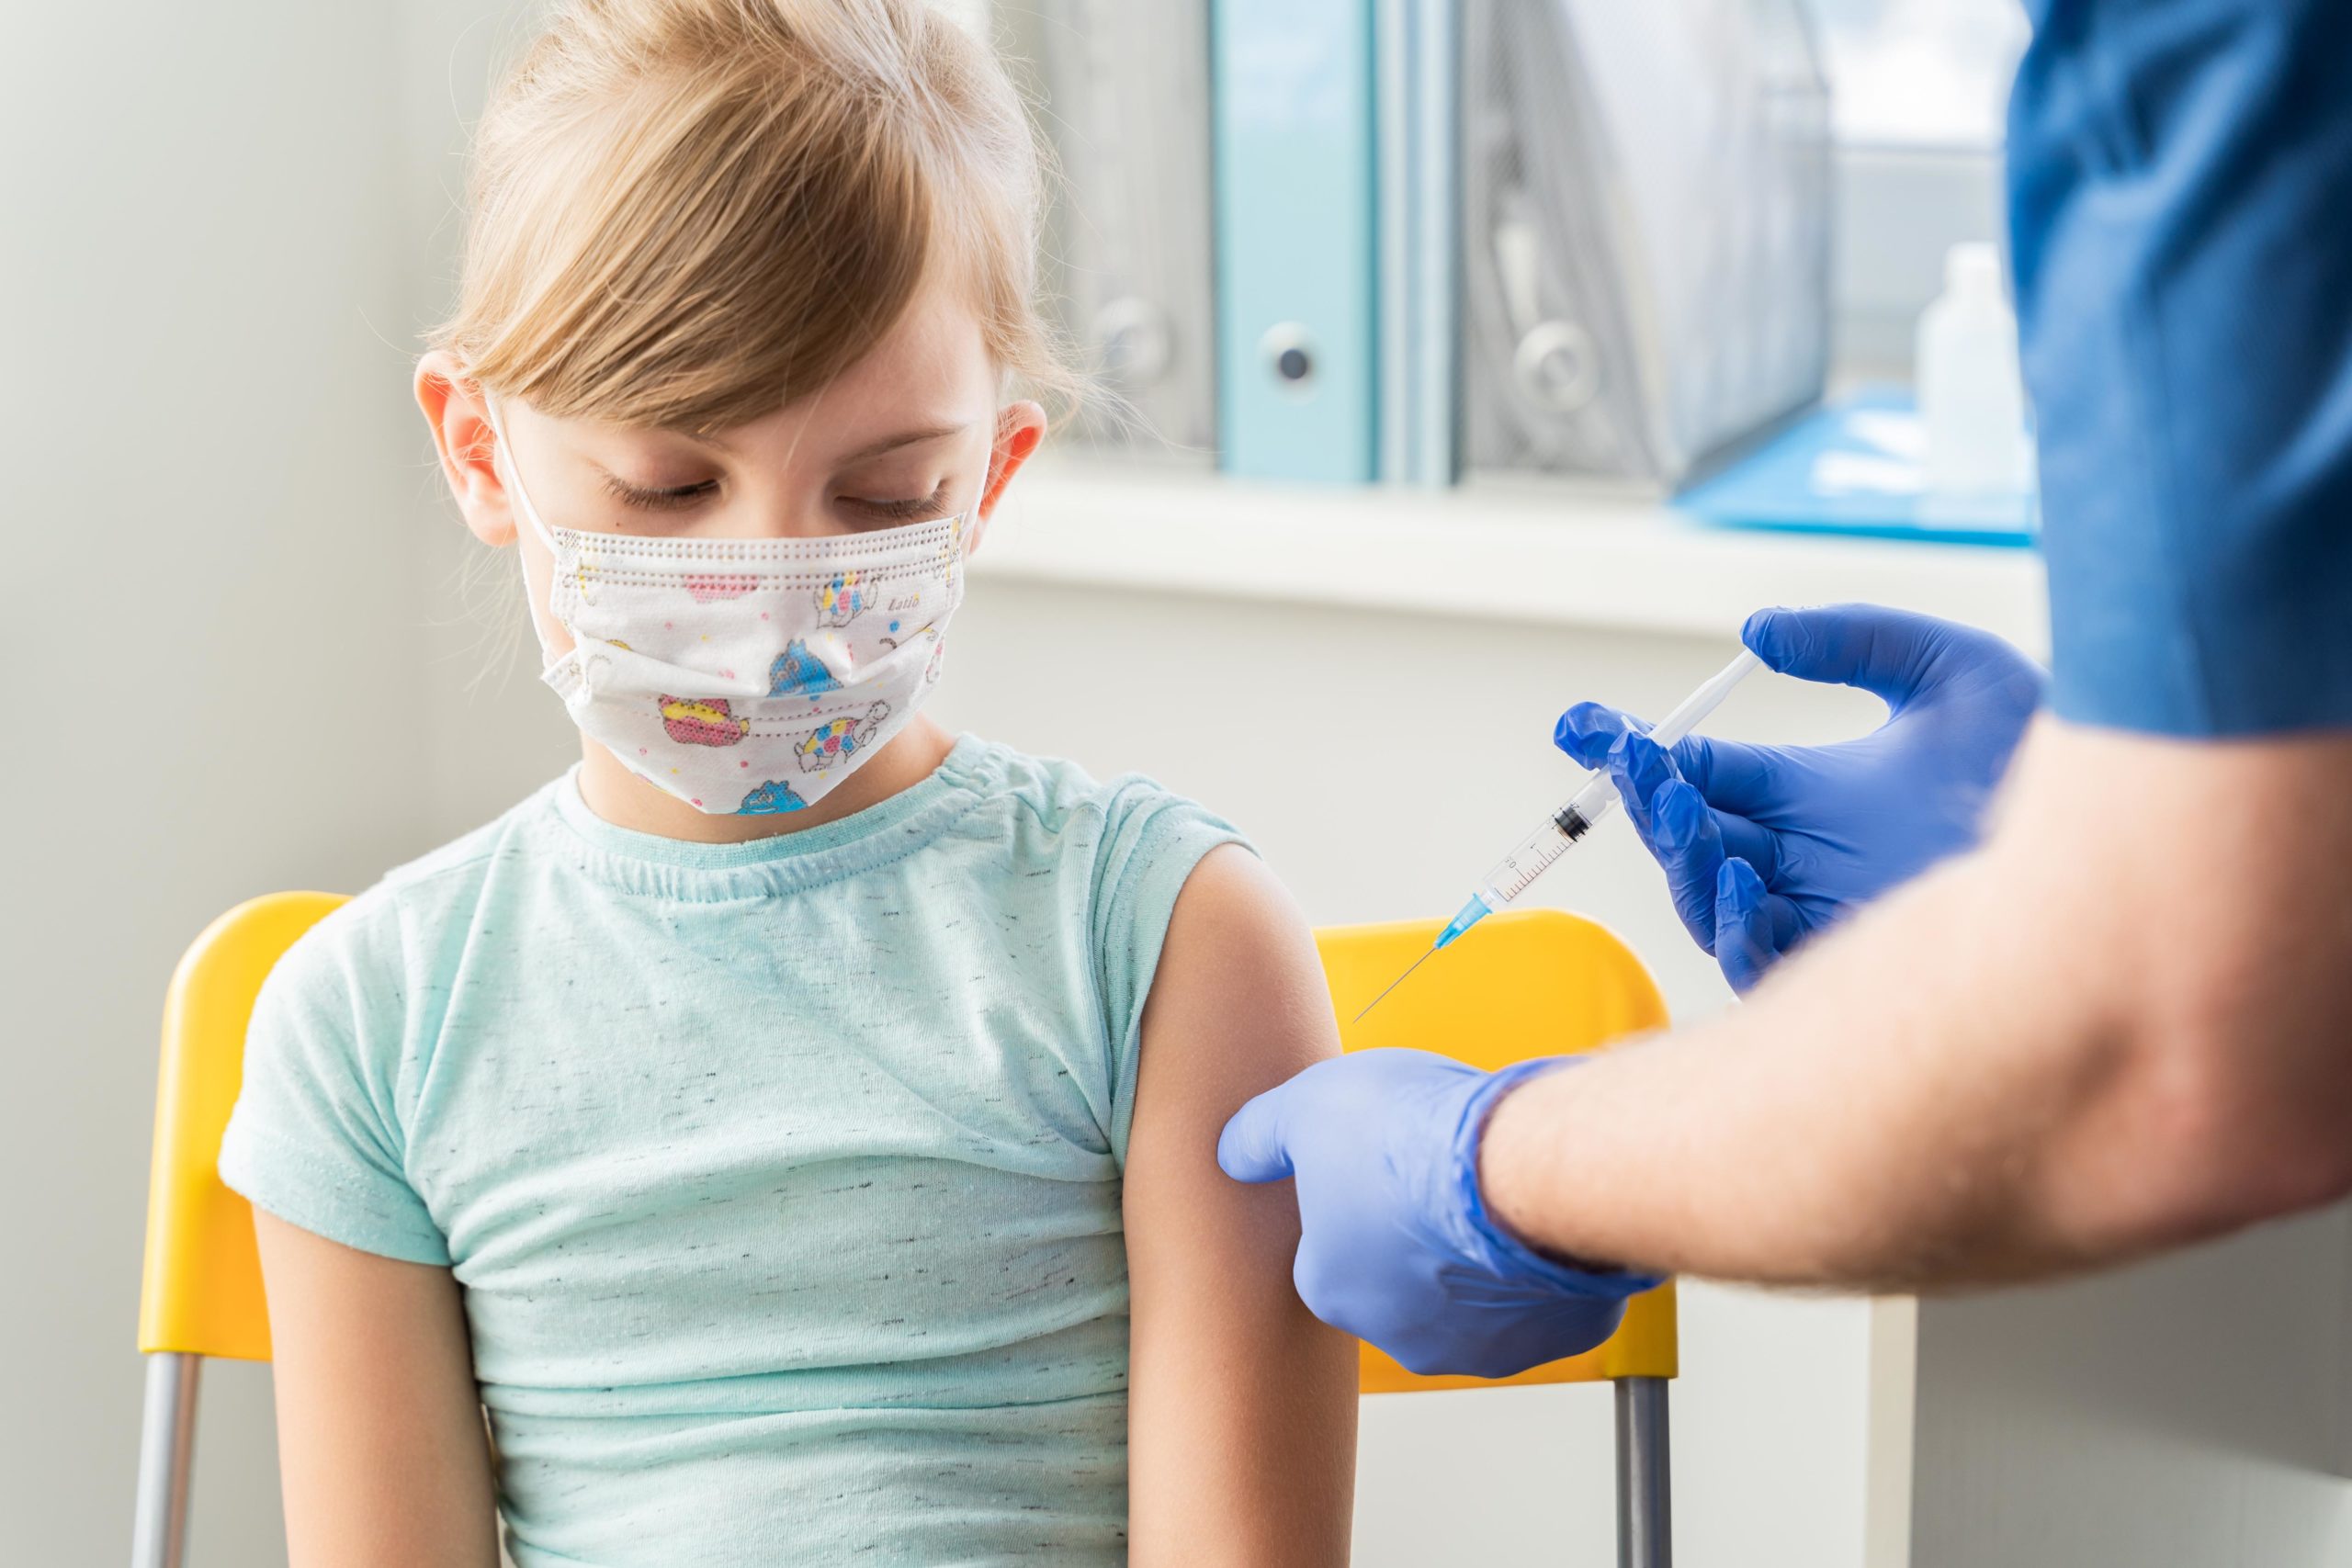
[[545, 733, 993, 898]]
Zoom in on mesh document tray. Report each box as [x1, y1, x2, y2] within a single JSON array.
[[1462, 0, 1832, 487], [994, 0, 1217, 457]]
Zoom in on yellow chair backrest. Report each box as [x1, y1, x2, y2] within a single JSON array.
[[1318, 908, 1678, 1393], [139, 892, 348, 1362]]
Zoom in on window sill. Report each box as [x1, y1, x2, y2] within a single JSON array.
[[978, 458, 2048, 655]]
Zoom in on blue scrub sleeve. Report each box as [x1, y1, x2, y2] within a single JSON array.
[[2009, 0, 2352, 736]]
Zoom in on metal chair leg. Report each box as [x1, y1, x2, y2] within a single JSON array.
[[1614, 1376, 1671, 1568], [131, 1352, 202, 1568]]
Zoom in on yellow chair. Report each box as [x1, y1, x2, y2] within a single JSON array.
[[1321, 909, 1676, 1568], [137, 897, 1673, 1567], [133, 893, 344, 1568]]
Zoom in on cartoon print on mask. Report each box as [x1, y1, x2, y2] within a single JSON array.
[[876, 618, 936, 653], [659, 694, 751, 747], [684, 574, 758, 604], [737, 778, 808, 815], [816, 570, 872, 628], [795, 702, 891, 773], [872, 618, 944, 682], [767, 639, 843, 698]]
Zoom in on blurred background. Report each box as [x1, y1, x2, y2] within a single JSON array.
[[7, 2, 2351, 1564]]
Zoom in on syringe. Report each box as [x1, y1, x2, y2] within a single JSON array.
[[1354, 649, 1765, 1021]]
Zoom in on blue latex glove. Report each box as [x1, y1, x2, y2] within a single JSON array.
[[1556, 604, 2044, 991], [1218, 1051, 1657, 1378]]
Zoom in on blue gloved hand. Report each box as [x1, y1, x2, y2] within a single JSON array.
[[1218, 1050, 1657, 1378], [1556, 604, 2044, 991]]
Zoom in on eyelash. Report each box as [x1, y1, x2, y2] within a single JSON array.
[[846, 479, 951, 523], [599, 475, 951, 520], [604, 474, 718, 513]]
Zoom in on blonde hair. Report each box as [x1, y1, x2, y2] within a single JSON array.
[[434, 0, 1068, 430]]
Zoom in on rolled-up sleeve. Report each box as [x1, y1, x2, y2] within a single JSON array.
[[2009, 0, 2352, 735]]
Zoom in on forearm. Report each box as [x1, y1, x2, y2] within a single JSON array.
[[1485, 852, 2118, 1287], [1483, 721, 2352, 1290]]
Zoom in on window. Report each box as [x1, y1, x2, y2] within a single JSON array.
[[1798, 0, 2029, 371], [1802, 0, 2029, 150]]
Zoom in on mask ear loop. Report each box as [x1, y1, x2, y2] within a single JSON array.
[[480, 390, 580, 682], [479, 390, 561, 553]]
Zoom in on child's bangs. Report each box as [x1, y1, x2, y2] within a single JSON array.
[[460, 66, 936, 434]]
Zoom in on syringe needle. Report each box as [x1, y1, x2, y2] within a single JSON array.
[[1353, 942, 1440, 1024], [1348, 649, 1765, 1028]]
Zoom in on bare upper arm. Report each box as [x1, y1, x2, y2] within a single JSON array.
[[254, 1211, 500, 1568], [1122, 844, 1356, 1567]]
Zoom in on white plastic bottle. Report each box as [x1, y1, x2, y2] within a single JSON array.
[[1917, 243, 2031, 495]]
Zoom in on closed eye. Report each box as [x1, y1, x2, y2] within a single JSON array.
[[604, 473, 719, 512], [842, 479, 951, 525]]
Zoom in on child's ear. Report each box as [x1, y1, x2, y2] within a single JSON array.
[[416, 351, 516, 547], [968, 400, 1046, 554]]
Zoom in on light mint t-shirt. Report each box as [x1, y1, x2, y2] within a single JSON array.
[[218, 737, 1243, 1567]]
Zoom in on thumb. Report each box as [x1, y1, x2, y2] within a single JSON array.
[[1713, 857, 1781, 994], [1218, 1087, 1296, 1183], [1742, 604, 1956, 710]]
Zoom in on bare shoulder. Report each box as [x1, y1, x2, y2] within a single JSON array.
[[1143, 845, 1340, 1103]]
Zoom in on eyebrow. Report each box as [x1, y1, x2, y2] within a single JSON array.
[[835, 422, 974, 466], [670, 420, 973, 466]]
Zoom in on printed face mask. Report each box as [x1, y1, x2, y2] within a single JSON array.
[[486, 396, 968, 816]]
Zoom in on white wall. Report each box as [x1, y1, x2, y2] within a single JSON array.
[[393, 0, 588, 829], [1910, 1204, 2352, 1567], [0, 3, 432, 1560]]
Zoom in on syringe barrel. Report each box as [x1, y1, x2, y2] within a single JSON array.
[[1475, 829, 1557, 908], [1562, 771, 1619, 834], [1472, 649, 1762, 916]]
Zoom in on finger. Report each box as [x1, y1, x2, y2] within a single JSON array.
[[1628, 769, 1785, 945], [1656, 751, 1796, 879], [1713, 857, 1781, 994], [1708, 808, 1781, 886], [1217, 1089, 1296, 1183], [1664, 734, 1804, 818], [1742, 604, 1963, 709], [1606, 730, 1679, 838], [1555, 701, 1640, 768], [1290, 1246, 1352, 1334], [1611, 739, 1787, 893], [1560, 701, 1792, 818], [1650, 780, 1727, 953]]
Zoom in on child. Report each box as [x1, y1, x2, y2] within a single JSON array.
[[218, 2, 1357, 1562]]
